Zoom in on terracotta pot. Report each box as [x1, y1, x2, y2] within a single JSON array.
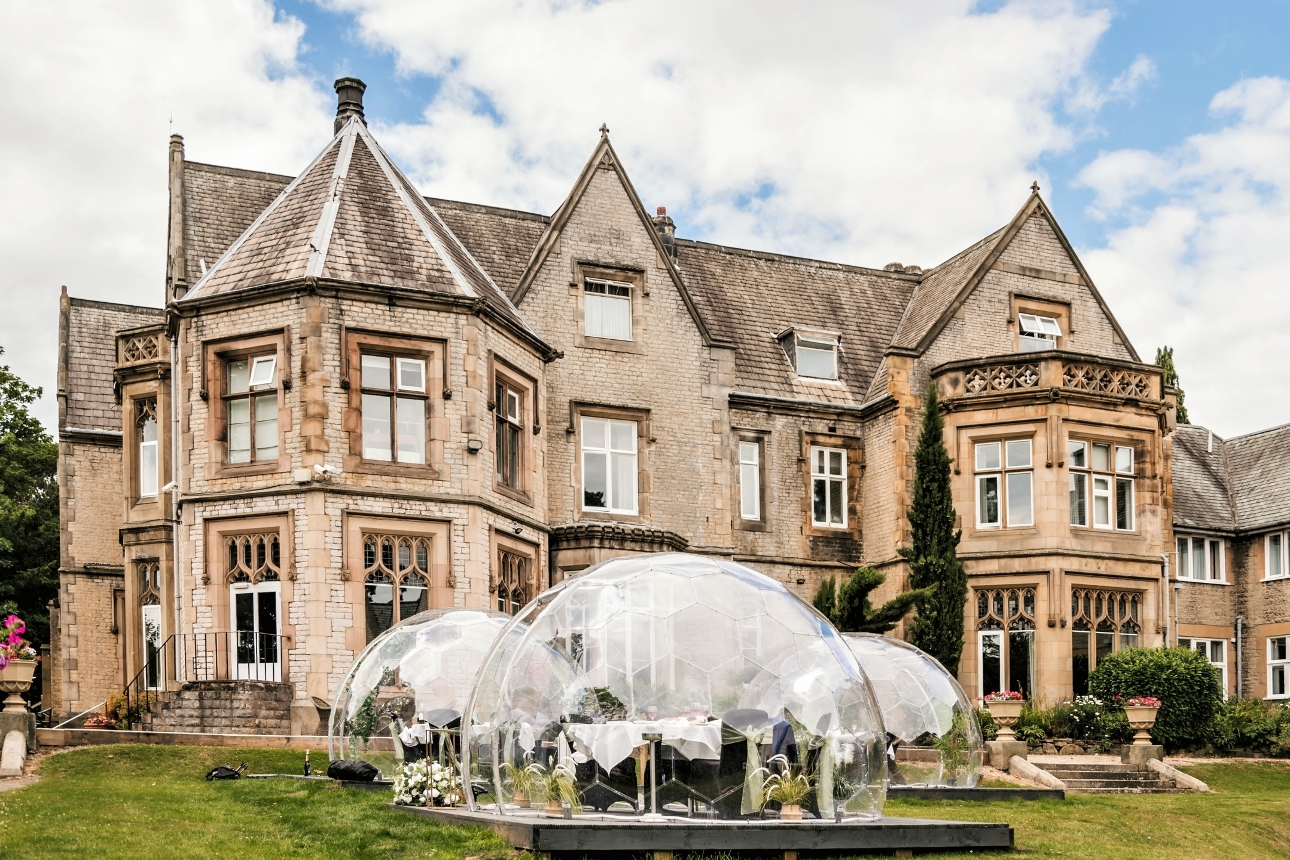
[[544, 799, 564, 816], [0, 660, 36, 714], [513, 791, 531, 808], [1124, 705, 1159, 746], [985, 700, 1023, 740], [779, 803, 803, 821]]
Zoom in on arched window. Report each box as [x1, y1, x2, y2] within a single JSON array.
[[1071, 589, 1141, 695], [225, 533, 281, 584], [362, 533, 433, 641], [975, 587, 1036, 699], [496, 550, 531, 616]]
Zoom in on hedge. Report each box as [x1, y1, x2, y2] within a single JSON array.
[[1088, 646, 1224, 749]]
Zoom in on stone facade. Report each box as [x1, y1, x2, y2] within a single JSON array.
[[52, 79, 1290, 725]]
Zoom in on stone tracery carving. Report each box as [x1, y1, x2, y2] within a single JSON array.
[[1061, 363, 1150, 398], [121, 332, 162, 364], [976, 587, 1036, 632], [225, 533, 282, 584], [964, 364, 1040, 394]]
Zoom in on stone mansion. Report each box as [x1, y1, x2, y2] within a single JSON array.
[[48, 79, 1290, 730]]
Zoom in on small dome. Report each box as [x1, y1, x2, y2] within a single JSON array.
[[463, 553, 887, 819], [329, 608, 511, 776], [843, 633, 983, 788]]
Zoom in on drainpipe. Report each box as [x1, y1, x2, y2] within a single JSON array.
[[1161, 553, 1171, 648], [1235, 615, 1243, 700], [170, 330, 183, 683]]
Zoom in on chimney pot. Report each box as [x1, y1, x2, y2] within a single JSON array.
[[657, 206, 666, 216], [334, 77, 367, 135]]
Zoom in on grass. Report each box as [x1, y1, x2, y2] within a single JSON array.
[[1, 747, 1287, 859]]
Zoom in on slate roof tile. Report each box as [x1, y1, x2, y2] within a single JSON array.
[[64, 299, 163, 433]]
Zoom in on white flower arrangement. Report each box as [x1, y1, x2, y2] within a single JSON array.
[[392, 759, 462, 807]]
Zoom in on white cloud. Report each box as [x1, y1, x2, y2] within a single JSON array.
[[1079, 76, 1290, 436], [1066, 53, 1156, 116], [0, 2, 332, 429]]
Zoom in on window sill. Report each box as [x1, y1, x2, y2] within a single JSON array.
[[1261, 576, 1290, 583], [576, 336, 644, 355], [1175, 578, 1231, 586], [736, 518, 770, 533], [494, 483, 533, 507], [215, 461, 284, 479], [352, 460, 441, 480]]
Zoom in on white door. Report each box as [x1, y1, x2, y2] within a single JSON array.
[[231, 581, 281, 682], [142, 603, 162, 690]]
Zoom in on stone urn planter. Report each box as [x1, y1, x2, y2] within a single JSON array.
[[0, 660, 36, 713], [984, 700, 1023, 740], [1124, 705, 1160, 746], [779, 803, 803, 821]]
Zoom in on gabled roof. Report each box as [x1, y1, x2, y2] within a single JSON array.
[[1171, 425, 1236, 533], [1227, 422, 1290, 532], [179, 118, 532, 333], [889, 191, 1140, 361], [1171, 422, 1290, 534], [511, 131, 729, 347]]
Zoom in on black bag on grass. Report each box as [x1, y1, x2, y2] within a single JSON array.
[[206, 763, 246, 781], [327, 759, 379, 782]]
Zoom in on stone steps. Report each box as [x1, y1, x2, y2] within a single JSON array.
[[144, 680, 293, 735], [1037, 762, 1183, 794]]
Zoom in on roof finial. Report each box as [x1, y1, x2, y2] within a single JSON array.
[[1031, 180, 1040, 194], [599, 123, 609, 138]]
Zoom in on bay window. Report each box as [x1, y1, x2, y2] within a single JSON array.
[[582, 416, 638, 514], [1069, 440, 1134, 531], [1071, 589, 1141, 695], [976, 587, 1036, 698], [975, 439, 1032, 528], [361, 353, 427, 464]]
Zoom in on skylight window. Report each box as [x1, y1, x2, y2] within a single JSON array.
[[1017, 313, 1062, 351]]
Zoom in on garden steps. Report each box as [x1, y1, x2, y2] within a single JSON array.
[[143, 680, 293, 735], [1036, 762, 1187, 794]]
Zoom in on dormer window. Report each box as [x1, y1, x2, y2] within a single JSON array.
[[780, 329, 839, 380], [1017, 314, 1062, 351]]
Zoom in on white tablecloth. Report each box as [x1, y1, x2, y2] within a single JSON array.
[[564, 720, 723, 771]]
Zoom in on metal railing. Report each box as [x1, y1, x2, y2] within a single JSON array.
[[119, 632, 292, 728]]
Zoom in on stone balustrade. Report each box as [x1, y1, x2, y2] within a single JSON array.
[[933, 352, 1162, 405]]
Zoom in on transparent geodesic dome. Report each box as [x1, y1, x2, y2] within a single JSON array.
[[463, 553, 887, 820], [842, 633, 983, 788], [329, 608, 512, 777]]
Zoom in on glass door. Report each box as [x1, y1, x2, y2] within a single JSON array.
[[979, 630, 1003, 698], [231, 581, 281, 681], [142, 603, 162, 690]]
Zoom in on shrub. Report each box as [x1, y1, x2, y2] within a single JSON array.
[[976, 707, 998, 742], [1019, 701, 1072, 739], [1016, 725, 1048, 747], [1088, 647, 1223, 749], [1209, 698, 1290, 754]]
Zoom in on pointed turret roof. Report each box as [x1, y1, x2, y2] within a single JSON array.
[[180, 116, 532, 333]]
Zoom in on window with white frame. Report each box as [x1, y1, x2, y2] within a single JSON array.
[[794, 335, 838, 380], [1017, 313, 1062, 351], [739, 441, 761, 521], [1269, 637, 1288, 699], [975, 439, 1033, 528], [584, 279, 632, 340], [1068, 440, 1134, 530], [810, 446, 846, 528], [1265, 531, 1288, 580], [225, 355, 278, 464], [137, 399, 158, 498], [1179, 637, 1228, 691], [360, 353, 427, 464], [581, 416, 638, 514], [1176, 535, 1226, 582]]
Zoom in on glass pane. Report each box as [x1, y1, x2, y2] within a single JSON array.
[[506, 424, 520, 486], [1007, 471, 1033, 526], [582, 416, 607, 450], [382, 538, 394, 571], [1094, 477, 1111, 527], [813, 477, 827, 525], [1273, 665, 1286, 697], [254, 394, 278, 460], [978, 476, 1000, 525], [611, 450, 637, 512], [1069, 473, 1087, 526], [141, 414, 158, 443], [398, 540, 411, 571], [981, 633, 1002, 696], [1210, 641, 1225, 663], [1072, 630, 1090, 696], [1118, 632, 1138, 651], [257, 590, 278, 638], [1006, 439, 1032, 469], [365, 581, 394, 642], [1068, 440, 1086, 468], [361, 354, 391, 389], [506, 389, 521, 423], [829, 449, 844, 476], [226, 359, 249, 394], [1116, 446, 1133, 474], [415, 541, 428, 571], [397, 358, 426, 392], [1178, 537, 1190, 578], [227, 398, 250, 463], [362, 393, 392, 460], [1193, 539, 1207, 581], [1273, 638, 1287, 661], [235, 593, 255, 664], [1116, 478, 1134, 530], [813, 447, 825, 474], [1096, 631, 1114, 666], [1092, 443, 1110, 472], [140, 441, 158, 497], [1008, 631, 1034, 698], [396, 397, 425, 464], [829, 477, 844, 525], [976, 442, 1000, 471], [739, 441, 758, 465], [400, 574, 428, 621], [610, 420, 636, 453], [1270, 534, 1283, 577], [740, 462, 759, 519], [796, 342, 836, 378], [248, 356, 276, 387], [1209, 540, 1222, 581], [583, 451, 608, 509], [585, 293, 632, 340]]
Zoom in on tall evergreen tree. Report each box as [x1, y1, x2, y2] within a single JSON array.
[[813, 567, 928, 634], [899, 383, 968, 675], [1154, 346, 1190, 424]]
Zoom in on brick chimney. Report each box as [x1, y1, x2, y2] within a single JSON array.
[[334, 77, 367, 134], [653, 206, 676, 260]]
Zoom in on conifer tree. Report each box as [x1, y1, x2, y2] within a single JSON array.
[[899, 383, 967, 675], [1154, 346, 1190, 424], [812, 568, 927, 634]]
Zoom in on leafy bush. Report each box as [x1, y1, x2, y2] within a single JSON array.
[[1016, 725, 1048, 747], [976, 707, 998, 742], [1208, 698, 1290, 755], [1088, 647, 1224, 749], [1018, 701, 1072, 739]]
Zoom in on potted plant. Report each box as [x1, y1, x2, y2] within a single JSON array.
[[1122, 695, 1162, 746], [982, 691, 1024, 740], [540, 762, 580, 816], [759, 755, 813, 821], [500, 757, 544, 808], [0, 615, 39, 714], [933, 709, 973, 785]]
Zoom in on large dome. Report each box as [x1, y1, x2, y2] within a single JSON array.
[[463, 553, 887, 820], [843, 633, 983, 788], [329, 608, 511, 776]]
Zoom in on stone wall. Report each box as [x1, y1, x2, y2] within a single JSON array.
[[57, 571, 123, 718]]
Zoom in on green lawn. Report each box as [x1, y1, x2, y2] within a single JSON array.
[[1, 746, 1287, 859]]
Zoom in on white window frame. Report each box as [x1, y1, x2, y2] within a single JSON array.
[[360, 353, 428, 464], [794, 335, 838, 380], [247, 355, 277, 388], [1176, 535, 1226, 583], [810, 445, 847, 528], [739, 441, 761, 521], [581, 416, 638, 515], [1179, 637, 1228, 692], [1264, 531, 1288, 581], [974, 439, 1032, 529], [978, 629, 1005, 699], [1070, 439, 1135, 532], [1018, 313, 1062, 351], [583, 278, 633, 341], [140, 437, 158, 498], [1269, 636, 1288, 699]]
